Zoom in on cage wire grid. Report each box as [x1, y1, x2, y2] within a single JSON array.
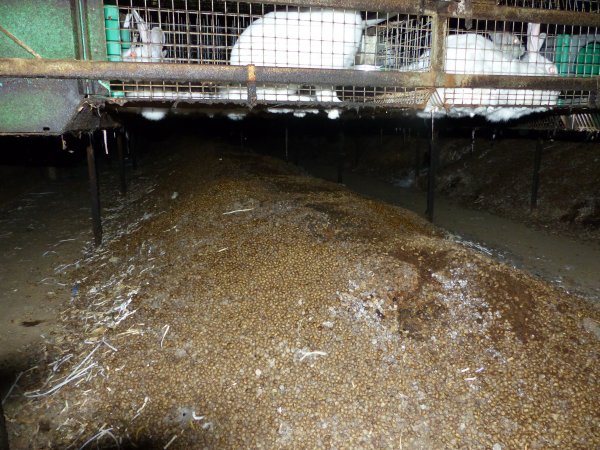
[[497, 0, 599, 12], [103, 0, 599, 111]]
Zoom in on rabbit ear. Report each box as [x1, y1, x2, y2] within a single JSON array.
[[123, 13, 132, 29], [132, 9, 150, 44], [527, 23, 543, 52]]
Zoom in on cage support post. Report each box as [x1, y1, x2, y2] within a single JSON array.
[[425, 121, 437, 223], [104, 130, 112, 167], [414, 141, 420, 187], [117, 129, 127, 196], [0, 399, 9, 450], [126, 129, 138, 171], [285, 126, 289, 162], [87, 133, 102, 247], [337, 130, 345, 184], [530, 137, 543, 211]]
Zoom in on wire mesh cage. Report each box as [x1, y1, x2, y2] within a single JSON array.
[[105, 1, 431, 67], [496, 0, 599, 12], [104, 1, 434, 107], [102, 0, 599, 118], [414, 18, 599, 115]]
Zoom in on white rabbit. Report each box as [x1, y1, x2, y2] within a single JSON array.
[[487, 31, 525, 59], [121, 9, 168, 120], [121, 9, 166, 62], [408, 23, 558, 122], [221, 9, 389, 106]]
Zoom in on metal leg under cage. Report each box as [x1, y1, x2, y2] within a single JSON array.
[[0, 399, 9, 450], [337, 130, 345, 184], [117, 129, 127, 196], [126, 130, 138, 171], [426, 122, 437, 223], [284, 126, 289, 162], [530, 137, 543, 211], [87, 134, 103, 247]]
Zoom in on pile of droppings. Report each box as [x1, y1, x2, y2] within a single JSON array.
[[4, 138, 599, 449]]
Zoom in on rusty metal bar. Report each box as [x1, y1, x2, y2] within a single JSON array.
[[465, 2, 600, 27], [429, 14, 447, 88], [1, 58, 597, 93]]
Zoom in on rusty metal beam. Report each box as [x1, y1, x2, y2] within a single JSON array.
[[466, 2, 600, 27], [1, 58, 597, 94], [449, 74, 599, 92], [430, 14, 447, 88]]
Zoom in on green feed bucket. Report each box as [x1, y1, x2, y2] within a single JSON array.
[[104, 5, 120, 41], [575, 42, 600, 77], [104, 5, 122, 60], [121, 29, 131, 50], [555, 34, 572, 76]]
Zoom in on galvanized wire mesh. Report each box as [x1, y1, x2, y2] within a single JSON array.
[[561, 112, 600, 130], [106, 1, 424, 67], [441, 20, 599, 77], [109, 79, 432, 106], [497, 0, 599, 12]]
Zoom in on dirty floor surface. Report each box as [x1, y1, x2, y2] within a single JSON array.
[[2, 138, 599, 449]]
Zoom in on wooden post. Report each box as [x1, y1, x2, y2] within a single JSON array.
[[530, 137, 543, 211], [87, 133, 102, 247]]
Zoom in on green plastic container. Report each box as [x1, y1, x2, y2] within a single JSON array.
[[121, 29, 131, 50], [575, 42, 600, 77], [555, 34, 571, 76], [104, 5, 121, 61], [106, 42, 121, 55], [104, 5, 120, 43]]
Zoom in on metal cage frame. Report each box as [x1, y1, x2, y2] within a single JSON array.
[[0, 0, 598, 127]]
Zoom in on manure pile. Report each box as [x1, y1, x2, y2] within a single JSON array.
[[5, 139, 599, 449]]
